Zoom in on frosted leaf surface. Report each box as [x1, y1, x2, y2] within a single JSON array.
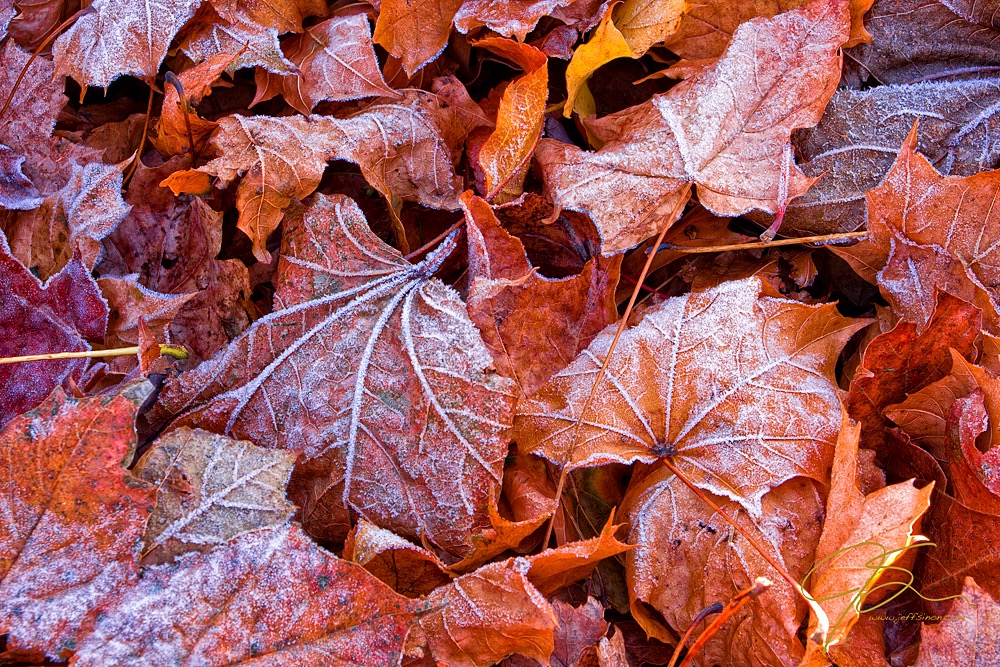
[[624, 468, 824, 667], [135, 427, 298, 565], [844, 0, 1000, 86], [0, 386, 154, 658], [420, 556, 557, 667], [536, 0, 849, 254], [914, 577, 1000, 667], [513, 277, 863, 516], [72, 523, 424, 667], [345, 518, 451, 596], [780, 79, 1000, 234], [253, 13, 398, 115], [180, 9, 295, 74], [373, 0, 462, 76], [52, 0, 201, 88], [455, 0, 575, 39], [189, 93, 462, 262], [155, 194, 516, 555], [664, 0, 807, 60]]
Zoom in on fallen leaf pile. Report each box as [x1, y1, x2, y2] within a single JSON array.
[[1, 0, 998, 665]]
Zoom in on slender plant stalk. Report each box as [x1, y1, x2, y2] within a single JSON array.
[[123, 80, 157, 186], [677, 578, 772, 667], [544, 186, 692, 547], [0, 344, 189, 365], [665, 602, 724, 667], [404, 219, 464, 261], [164, 72, 198, 162], [661, 457, 830, 645], [657, 230, 867, 255]]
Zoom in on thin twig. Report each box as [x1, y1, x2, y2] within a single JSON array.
[[123, 80, 157, 186], [677, 578, 772, 667], [0, 344, 189, 365], [164, 71, 198, 162], [543, 187, 692, 548], [657, 230, 867, 255], [404, 220, 464, 262], [665, 602, 724, 667], [661, 457, 830, 645]]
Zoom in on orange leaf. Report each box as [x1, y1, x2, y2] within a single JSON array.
[[0, 385, 155, 657]]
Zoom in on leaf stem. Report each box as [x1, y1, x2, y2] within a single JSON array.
[[543, 186, 692, 548], [677, 578, 772, 667], [656, 230, 867, 255], [404, 219, 464, 262], [0, 344, 189, 365], [164, 71, 198, 162], [665, 602, 724, 667], [660, 457, 830, 646]]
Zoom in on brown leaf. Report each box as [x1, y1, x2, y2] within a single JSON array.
[[0, 385, 155, 657], [778, 79, 1000, 235], [373, 0, 462, 77], [3, 160, 130, 280], [944, 390, 1000, 511], [0, 238, 107, 428], [623, 468, 825, 666], [134, 427, 298, 565], [253, 13, 398, 116], [549, 597, 609, 667], [463, 191, 619, 397], [855, 126, 1000, 331], [801, 414, 933, 661], [536, 0, 848, 254], [525, 514, 632, 596], [178, 3, 295, 74], [72, 523, 426, 667], [52, 0, 201, 88], [344, 519, 452, 597], [155, 194, 516, 555], [455, 0, 576, 40], [514, 277, 861, 516], [914, 577, 1000, 667], [183, 93, 461, 261], [152, 53, 236, 158], [419, 557, 558, 667], [99, 159, 251, 364], [475, 38, 548, 202], [844, 293, 981, 456], [844, 0, 1000, 86], [97, 274, 195, 350]]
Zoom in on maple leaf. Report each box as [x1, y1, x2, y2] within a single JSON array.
[[97, 274, 195, 351], [419, 557, 558, 667], [548, 597, 609, 667], [524, 514, 632, 596], [624, 467, 825, 667], [800, 415, 933, 662], [475, 38, 548, 203], [844, 0, 1000, 86], [463, 192, 620, 397], [778, 79, 1000, 235], [536, 0, 849, 254], [844, 292, 980, 455], [514, 277, 862, 516], [52, 0, 201, 88], [72, 523, 426, 667], [849, 126, 1000, 332], [152, 53, 236, 158], [944, 391, 1000, 510], [914, 577, 1000, 667], [172, 92, 462, 262], [178, 3, 295, 74], [344, 519, 452, 597], [252, 13, 398, 116], [155, 194, 516, 555], [0, 238, 108, 428], [455, 0, 575, 39], [135, 427, 298, 565], [373, 0, 463, 77], [0, 384, 155, 658], [3, 160, 130, 280]]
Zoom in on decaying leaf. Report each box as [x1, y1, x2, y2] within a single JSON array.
[[373, 0, 462, 77], [537, 0, 849, 254], [0, 385, 155, 658], [155, 194, 516, 555], [72, 523, 426, 667], [514, 277, 862, 516], [135, 427, 298, 565], [914, 577, 1000, 667]]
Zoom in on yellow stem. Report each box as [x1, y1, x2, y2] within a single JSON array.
[[0, 344, 188, 365]]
